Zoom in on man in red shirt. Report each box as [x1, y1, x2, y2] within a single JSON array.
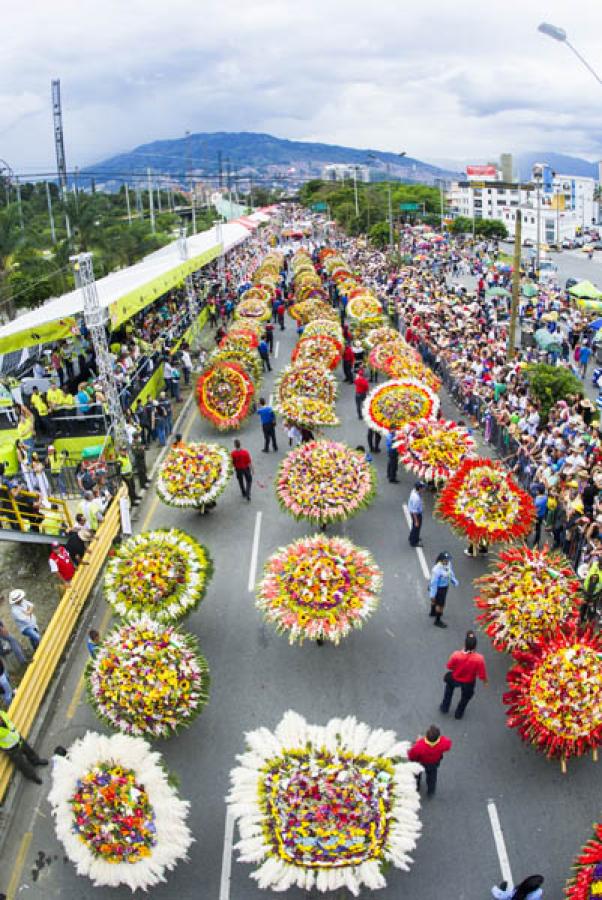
[[440, 630, 488, 719], [408, 725, 452, 796], [231, 439, 253, 501], [276, 302, 286, 331], [354, 369, 370, 420], [342, 342, 355, 384], [48, 541, 75, 596]]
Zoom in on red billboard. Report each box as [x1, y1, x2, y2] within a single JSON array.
[[466, 165, 497, 177]]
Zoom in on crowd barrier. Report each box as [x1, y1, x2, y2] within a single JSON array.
[[0, 484, 127, 802]]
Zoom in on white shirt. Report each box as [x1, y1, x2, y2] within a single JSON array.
[[181, 350, 192, 370], [10, 600, 37, 632], [164, 361, 174, 379]]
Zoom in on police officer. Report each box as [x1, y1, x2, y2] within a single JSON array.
[[0, 710, 47, 784], [428, 552, 459, 628], [117, 446, 140, 505]]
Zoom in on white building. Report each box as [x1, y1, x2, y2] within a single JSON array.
[[322, 164, 370, 183], [447, 162, 598, 242]]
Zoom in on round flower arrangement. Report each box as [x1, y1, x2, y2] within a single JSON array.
[[347, 295, 383, 321], [219, 329, 259, 350], [104, 529, 213, 623], [364, 378, 440, 436], [49, 731, 192, 890], [565, 825, 602, 900], [504, 628, 602, 761], [364, 326, 405, 350], [86, 616, 210, 738], [382, 354, 442, 393], [209, 346, 263, 384], [157, 442, 232, 509], [368, 341, 415, 373], [289, 299, 338, 324], [228, 318, 265, 338], [241, 286, 272, 303], [227, 710, 422, 895], [257, 535, 382, 644], [196, 361, 255, 430], [302, 317, 344, 344], [276, 440, 376, 526], [236, 298, 271, 321], [395, 418, 476, 483], [276, 395, 339, 428], [436, 457, 535, 545], [291, 335, 342, 370], [277, 362, 337, 404], [474, 545, 582, 653]]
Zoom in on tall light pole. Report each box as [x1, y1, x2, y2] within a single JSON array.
[[147, 168, 156, 234], [532, 165, 543, 278], [352, 166, 359, 217], [538, 23, 602, 86]]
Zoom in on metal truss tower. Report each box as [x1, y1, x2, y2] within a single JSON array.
[[71, 253, 127, 446], [51, 79, 68, 198], [178, 226, 200, 347]]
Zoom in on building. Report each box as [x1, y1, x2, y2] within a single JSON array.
[[447, 161, 597, 242], [322, 164, 370, 183]]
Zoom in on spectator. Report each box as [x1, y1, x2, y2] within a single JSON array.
[[48, 541, 75, 595], [8, 589, 41, 650]]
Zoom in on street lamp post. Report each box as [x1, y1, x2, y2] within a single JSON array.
[[532, 166, 543, 278], [538, 23, 602, 86], [352, 166, 359, 217]]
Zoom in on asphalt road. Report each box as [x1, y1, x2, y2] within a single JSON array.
[[2, 315, 601, 900]]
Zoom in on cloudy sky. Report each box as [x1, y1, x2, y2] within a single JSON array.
[[2, 0, 602, 174]]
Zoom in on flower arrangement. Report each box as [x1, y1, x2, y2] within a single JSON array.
[[276, 440, 376, 525], [364, 326, 405, 350], [104, 529, 213, 623], [395, 418, 476, 483], [347, 295, 383, 321], [236, 298, 271, 321], [226, 710, 422, 895], [228, 319, 265, 338], [504, 628, 602, 761], [565, 825, 602, 900], [241, 286, 273, 303], [289, 299, 338, 324], [48, 731, 192, 890], [196, 361, 255, 430], [436, 458, 535, 545], [277, 362, 337, 404], [382, 354, 442, 392], [364, 378, 440, 436], [291, 335, 342, 370], [368, 341, 415, 373], [257, 535, 382, 644], [475, 545, 582, 653], [86, 616, 210, 738], [157, 442, 232, 508], [209, 346, 263, 384], [276, 395, 339, 428], [302, 318, 344, 344], [219, 329, 260, 350]]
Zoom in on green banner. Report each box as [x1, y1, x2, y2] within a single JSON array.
[[0, 317, 78, 356], [312, 202, 328, 212]]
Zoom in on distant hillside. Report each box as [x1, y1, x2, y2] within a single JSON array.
[[516, 152, 599, 180], [83, 131, 458, 188]]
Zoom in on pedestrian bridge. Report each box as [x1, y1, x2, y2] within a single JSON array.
[[0, 489, 72, 543]]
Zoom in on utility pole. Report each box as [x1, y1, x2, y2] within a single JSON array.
[[71, 252, 126, 446], [352, 166, 359, 217], [51, 78, 71, 243], [157, 181, 162, 212], [218, 151, 223, 188], [73, 165, 80, 211], [215, 218, 226, 292], [135, 186, 142, 218], [178, 224, 199, 346], [45, 181, 56, 243], [15, 177, 24, 232], [507, 209, 522, 361], [125, 183, 132, 225], [147, 168, 155, 233]]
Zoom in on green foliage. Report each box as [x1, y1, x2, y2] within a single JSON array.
[[526, 363, 583, 421], [450, 216, 508, 239], [368, 222, 390, 249]]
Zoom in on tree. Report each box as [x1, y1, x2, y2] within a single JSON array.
[[450, 216, 474, 235], [526, 364, 583, 422], [368, 222, 390, 249]]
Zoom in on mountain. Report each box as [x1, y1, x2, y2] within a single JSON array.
[[516, 152, 599, 180], [83, 131, 458, 188]]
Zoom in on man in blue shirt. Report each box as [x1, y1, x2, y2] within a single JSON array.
[[579, 343, 592, 379], [258, 339, 271, 372], [258, 398, 278, 452], [386, 429, 399, 483], [408, 481, 425, 547], [532, 487, 548, 547], [429, 552, 459, 628]]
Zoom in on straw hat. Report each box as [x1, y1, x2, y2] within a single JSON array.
[[8, 589, 25, 605]]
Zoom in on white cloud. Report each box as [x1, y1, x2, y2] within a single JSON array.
[[2, 0, 602, 174]]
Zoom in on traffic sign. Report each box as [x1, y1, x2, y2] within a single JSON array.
[[312, 202, 328, 212], [399, 202, 420, 211]]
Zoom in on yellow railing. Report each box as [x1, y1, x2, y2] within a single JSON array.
[[0, 489, 72, 534], [0, 484, 127, 802]]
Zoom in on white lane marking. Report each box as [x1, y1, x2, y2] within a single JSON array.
[[275, 341, 280, 359], [403, 504, 430, 580], [487, 800, 513, 886], [219, 808, 235, 900], [268, 393, 273, 406], [248, 510, 263, 592]]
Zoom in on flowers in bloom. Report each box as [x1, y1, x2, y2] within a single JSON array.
[[276, 395, 339, 428], [302, 318, 344, 344], [49, 731, 192, 890], [236, 297, 271, 321], [291, 335, 342, 370], [104, 529, 213, 623], [347, 295, 383, 322], [395, 418, 476, 483], [364, 378, 440, 436], [289, 299, 337, 324], [157, 442, 232, 509], [277, 362, 337, 405], [276, 440, 376, 525], [364, 326, 404, 350], [382, 354, 442, 393], [565, 824, 602, 900], [86, 616, 210, 738], [436, 457, 535, 544], [504, 628, 602, 760], [196, 361, 255, 430], [474, 545, 582, 653], [227, 710, 422, 895], [209, 346, 262, 384], [257, 535, 382, 644]]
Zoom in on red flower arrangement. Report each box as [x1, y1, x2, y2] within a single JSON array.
[[196, 361, 255, 430], [219, 328, 259, 350], [291, 335, 343, 370], [436, 457, 535, 545], [503, 627, 602, 762], [565, 825, 602, 900]]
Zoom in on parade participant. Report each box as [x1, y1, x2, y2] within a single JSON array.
[[116, 446, 140, 506], [231, 439, 253, 501], [408, 481, 425, 547], [354, 368, 369, 420], [258, 337, 272, 372], [407, 725, 452, 796], [440, 631, 488, 719], [386, 427, 398, 482], [342, 342, 355, 383], [258, 398, 278, 452], [0, 710, 47, 784], [8, 589, 41, 650], [491, 874, 544, 899], [428, 552, 459, 628], [367, 427, 382, 454]]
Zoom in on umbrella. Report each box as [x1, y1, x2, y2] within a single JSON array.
[[569, 280, 602, 300], [578, 299, 602, 312], [522, 284, 538, 298], [534, 328, 561, 351], [432, 235, 446, 243], [499, 263, 513, 272], [416, 241, 431, 249], [589, 318, 602, 331], [486, 287, 511, 298]]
